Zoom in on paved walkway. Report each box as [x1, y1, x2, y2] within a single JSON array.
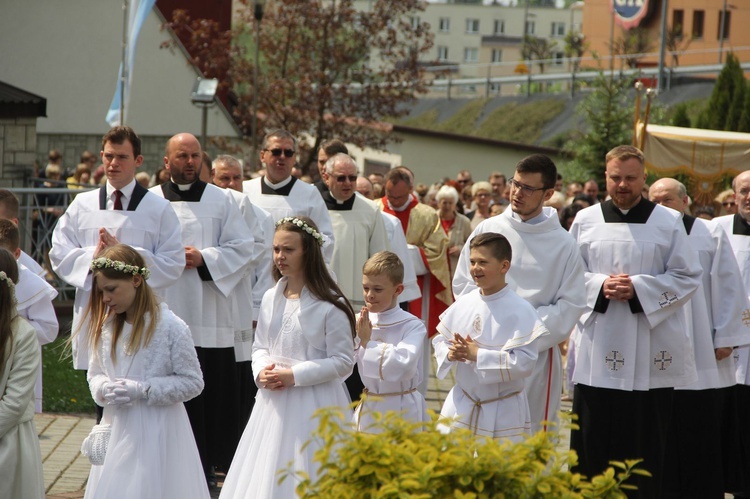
[[37, 359, 572, 498]]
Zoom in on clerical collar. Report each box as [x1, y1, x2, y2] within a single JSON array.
[[600, 197, 655, 224], [511, 210, 546, 225], [322, 189, 355, 210], [260, 175, 297, 196], [161, 180, 207, 202], [263, 175, 293, 190], [388, 194, 415, 212], [733, 213, 750, 236], [176, 181, 195, 191], [681, 213, 696, 235]]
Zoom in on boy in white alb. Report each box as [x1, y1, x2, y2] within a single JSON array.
[[434, 233, 548, 441], [354, 251, 428, 432]]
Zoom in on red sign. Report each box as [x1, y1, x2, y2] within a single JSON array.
[[611, 0, 653, 30]]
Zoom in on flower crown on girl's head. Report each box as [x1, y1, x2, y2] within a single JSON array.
[[90, 257, 151, 280], [0, 270, 15, 291], [276, 217, 326, 247]]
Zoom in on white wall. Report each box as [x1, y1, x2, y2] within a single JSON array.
[[0, 0, 240, 138]]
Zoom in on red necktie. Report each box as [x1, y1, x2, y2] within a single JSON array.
[[114, 190, 123, 210]]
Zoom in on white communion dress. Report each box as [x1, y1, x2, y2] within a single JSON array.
[[220, 281, 354, 499], [84, 313, 208, 499]]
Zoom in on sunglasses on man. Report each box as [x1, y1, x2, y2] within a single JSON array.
[[265, 148, 295, 158]]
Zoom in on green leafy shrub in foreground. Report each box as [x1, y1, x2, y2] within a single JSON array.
[[282, 408, 648, 498]]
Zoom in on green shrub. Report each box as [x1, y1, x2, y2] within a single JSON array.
[[282, 408, 647, 498]]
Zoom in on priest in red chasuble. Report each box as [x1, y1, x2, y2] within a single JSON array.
[[377, 167, 452, 335]]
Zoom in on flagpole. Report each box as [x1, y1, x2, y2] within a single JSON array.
[[120, 0, 129, 125]]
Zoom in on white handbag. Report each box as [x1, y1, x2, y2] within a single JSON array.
[[80, 423, 111, 466]]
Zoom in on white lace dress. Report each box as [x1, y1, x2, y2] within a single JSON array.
[[84, 320, 209, 499], [220, 283, 354, 499]]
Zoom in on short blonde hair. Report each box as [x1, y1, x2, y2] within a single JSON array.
[[471, 181, 492, 197], [362, 251, 404, 285], [605, 145, 644, 166]]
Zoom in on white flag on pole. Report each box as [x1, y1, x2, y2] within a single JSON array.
[[105, 0, 157, 126]]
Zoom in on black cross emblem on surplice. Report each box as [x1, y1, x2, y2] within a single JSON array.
[[605, 351, 625, 371], [653, 350, 673, 371]]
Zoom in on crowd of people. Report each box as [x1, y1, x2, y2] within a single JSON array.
[[1, 126, 750, 499]]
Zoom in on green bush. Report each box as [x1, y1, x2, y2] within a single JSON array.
[[282, 408, 647, 498]]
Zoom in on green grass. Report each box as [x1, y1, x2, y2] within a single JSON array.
[[435, 98, 488, 135], [475, 99, 566, 144], [398, 108, 439, 129], [396, 97, 566, 145], [42, 334, 96, 414]]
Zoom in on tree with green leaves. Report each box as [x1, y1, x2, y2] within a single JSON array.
[[164, 0, 434, 171], [696, 52, 745, 131], [671, 103, 691, 127], [562, 71, 635, 183]]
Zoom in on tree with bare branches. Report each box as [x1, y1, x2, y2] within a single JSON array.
[[611, 28, 653, 69]]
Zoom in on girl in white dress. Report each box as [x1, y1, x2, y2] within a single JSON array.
[[0, 249, 45, 499], [81, 244, 208, 499], [220, 216, 356, 499]]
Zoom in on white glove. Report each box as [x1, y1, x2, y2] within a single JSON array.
[[105, 379, 149, 405], [99, 382, 120, 403]]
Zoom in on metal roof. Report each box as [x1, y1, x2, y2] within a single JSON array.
[[0, 80, 46, 118]]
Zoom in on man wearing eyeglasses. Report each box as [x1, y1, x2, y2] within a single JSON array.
[[320, 153, 388, 308], [243, 129, 335, 262], [714, 170, 750, 496], [320, 153, 389, 402], [453, 154, 586, 436]]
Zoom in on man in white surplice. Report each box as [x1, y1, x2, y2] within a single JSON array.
[[210, 153, 273, 427], [151, 133, 254, 486], [569, 145, 701, 498], [50, 126, 185, 372], [320, 154, 389, 309], [649, 178, 750, 498], [319, 153, 389, 402], [243, 129, 335, 262], [453, 154, 586, 434], [714, 169, 750, 496]]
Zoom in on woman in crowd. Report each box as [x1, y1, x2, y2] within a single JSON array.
[[435, 185, 472, 281]]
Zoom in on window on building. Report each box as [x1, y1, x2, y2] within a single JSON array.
[[672, 9, 684, 38], [718, 10, 731, 40], [409, 16, 420, 30], [692, 10, 704, 39], [464, 47, 479, 63], [439, 17, 450, 32], [554, 52, 565, 66], [491, 49, 503, 63], [493, 19, 505, 35], [525, 21, 536, 36], [466, 19, 480, 34], [438, 46, 449, 62], [551, 22, 565, 37]]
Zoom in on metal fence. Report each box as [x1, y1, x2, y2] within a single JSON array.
[[10, 184, 97, 302]]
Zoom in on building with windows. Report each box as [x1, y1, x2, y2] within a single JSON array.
[[581, 0, 750, 70], [354, 1, 583, 82]]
